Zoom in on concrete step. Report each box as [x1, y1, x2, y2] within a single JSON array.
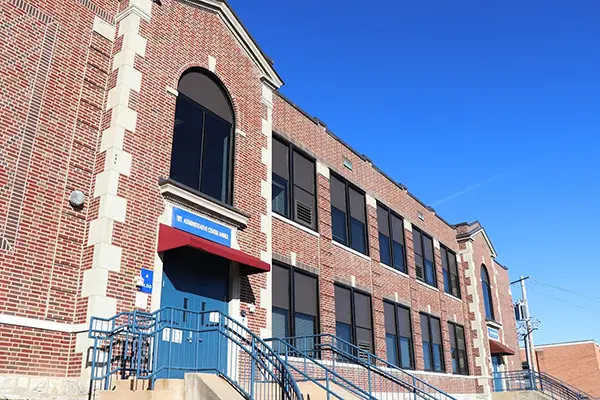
[[184, 374, 245, 400], [97, 379, 184, 400]]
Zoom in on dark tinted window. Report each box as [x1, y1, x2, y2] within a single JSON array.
[[170, 70, 234, 204], [330, 175, 368, 255], [272, 137, 317, 229], [384, 301, 414, 369], [272, 263, 319, 351], [378, 205, 407, 273], [441, 245, 461, 298], [449, 322, 468, 375], [482, 265, 495, 320], [335, 285, 374, 354], [412, 228, 437, 287], [421, 313, 444, 372]]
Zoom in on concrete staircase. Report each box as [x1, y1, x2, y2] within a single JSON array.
[[296, 381, 362, 400], [96, 374, 244, 400]]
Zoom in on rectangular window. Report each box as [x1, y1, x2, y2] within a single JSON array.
[[272, 263, 319, 351], [441, 245, 461, 298], [384, 301, 414, 369], [335, 285, 373, 356], [420, 313, 444, 372], [448, 322, 468, 375], [330, 175, 368, 255], [272, 136, 317, 230], [377, 205, 407, 273], [412, 228, 437, 287]]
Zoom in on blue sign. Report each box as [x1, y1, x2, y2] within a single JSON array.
[[140, 268, 153, 294], [172, 207, 232, 247], [488, 326, 500, 340]]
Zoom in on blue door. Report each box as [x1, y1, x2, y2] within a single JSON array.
[[158, 247, 229, 378], [492, 355, 503, 391]]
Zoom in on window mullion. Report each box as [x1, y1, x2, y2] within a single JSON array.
[[197, 110, 207, 191], [388, 211, 394, 267], [289, 267, 295, 337]]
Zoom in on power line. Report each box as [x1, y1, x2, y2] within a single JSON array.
[[531, 278, 600, 303], [529, 285, 600, 315]]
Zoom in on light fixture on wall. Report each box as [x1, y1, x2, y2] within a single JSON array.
[[69, 190, 85, 209]]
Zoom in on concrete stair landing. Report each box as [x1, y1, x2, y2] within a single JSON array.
[[96, 374, 243, 400]]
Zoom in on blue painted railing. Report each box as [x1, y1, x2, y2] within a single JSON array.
[[273, 334, 457, 400], [87, 307, 302, 400], [265, 337, 377, 399], [494, 370, 596, 400]]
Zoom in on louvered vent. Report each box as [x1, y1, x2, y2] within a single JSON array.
[[295, 200, 313, 226], [415, 262, 424, 279], [357, 340, 371, 361], [457, 328, 464, 342]]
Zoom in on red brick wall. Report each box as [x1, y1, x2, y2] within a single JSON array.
[[272, 95, 479, 392], [520, 343, 600, 397]]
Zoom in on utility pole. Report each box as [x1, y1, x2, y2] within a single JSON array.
[[520, 276, 537, 373], [511, 276, 537, 372]]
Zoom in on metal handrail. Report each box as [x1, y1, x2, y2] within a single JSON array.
[[494, 370, 596, 400], [265, 337, 377, 400], [88, 307, 303, 400], [273, 334, 457, 400]]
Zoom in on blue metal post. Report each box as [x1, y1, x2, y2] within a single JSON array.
[[250, 337, 256, 399]]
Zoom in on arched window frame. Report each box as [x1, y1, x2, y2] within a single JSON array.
[[169, 68, 236, 205], [481, 265, 495, 320]]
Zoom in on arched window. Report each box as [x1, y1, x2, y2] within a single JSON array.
[[481, 265, 495, 320], [169, 69, 235, 204]]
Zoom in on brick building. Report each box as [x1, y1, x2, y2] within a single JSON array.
[[0, 0, 520, 398], [519, 340, 600, 397]]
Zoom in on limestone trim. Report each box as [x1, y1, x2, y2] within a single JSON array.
[[159, 179, 249, 229], [0, 314, 88, 333]]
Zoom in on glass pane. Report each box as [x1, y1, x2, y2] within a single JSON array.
[[400, 337, 413, 369], [379, 233, 391, 265], [393, 242, 405, 272], [294, 313, 316, 352], [422, 341, 432, 371], [451, 346, 458, 374], [272, 306, 289, 339], [272, 264, 290, 309], [272, 137, 289, 179], [386, 334, 398, 366], [330, 176, 347, 211], [293, 151, 315, 194], [425, 259, 436, 286], [391, 214, 404, 244], [484, 286, 494, 319], [423, 235, 434, 261], [443, 269, 451, 294], [348, 187, 365, 223], [331, 207, 348, 245], [350, 217, 366, 254], [294, 272, 318, 316], [170, 95, 203, 190], [420, 314, 430, 341], [354, 292, 372, 329], [334, 286, 352, 324], [272, 173, 289, 217], [336, 322, 352, 348], [384, 302, 396, 334], [200, 113, 231, 202], [412, 230, 422, 256], [377, 206, 389, 235], [432, 343, 443, 372]]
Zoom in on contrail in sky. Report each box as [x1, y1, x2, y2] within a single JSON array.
[[430, 173, 505, 207]]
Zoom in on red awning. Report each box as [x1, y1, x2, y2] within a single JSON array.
[[157, 224, 270, 275], [489, 339, 515, 355]]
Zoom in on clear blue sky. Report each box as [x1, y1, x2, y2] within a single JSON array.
[[229, 0, 600, 345]]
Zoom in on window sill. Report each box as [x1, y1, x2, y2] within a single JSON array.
[[159, 178, 249, 229], [443, 292, 462, 302], [486, 319, 502, 329], [331, 240, 371, 261], [379, 263, 410, 279], [415, 279, 439, 292], [411, 370, 481, 379], [272, 213, 319, 237]]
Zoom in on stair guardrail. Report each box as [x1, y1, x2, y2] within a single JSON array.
[[271, 334, 457, 400], [265, 337, 378, 400], [493, 370, 595, 400], [88, 307, 303, 400]]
